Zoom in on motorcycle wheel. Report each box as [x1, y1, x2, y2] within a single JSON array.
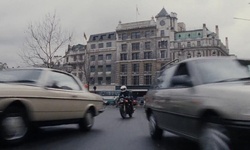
[[119, 105, 126, 119], [128, 105, 133, 118]]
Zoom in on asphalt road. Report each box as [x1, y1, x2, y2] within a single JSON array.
[[2, 106, 200, 150]]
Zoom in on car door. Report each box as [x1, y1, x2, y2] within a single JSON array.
[[168, 62, 200, 138], [33, 71, 89, 121], [151, 65, 177, 130]]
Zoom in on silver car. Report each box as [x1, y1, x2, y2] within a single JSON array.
[[145, 57, 250, 150], [0, 68, 104, 145]]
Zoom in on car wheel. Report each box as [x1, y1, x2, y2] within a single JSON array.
[[0, 106, 29, 145], [199, 122, 230, 150], [149, 113, 163, 140], [79, 110, 94, 131]]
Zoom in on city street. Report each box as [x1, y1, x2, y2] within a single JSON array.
[[2, 106, 198, 150], [2, 106, 250, 150]]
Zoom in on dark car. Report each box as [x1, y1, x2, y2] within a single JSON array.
[[145, 57, 250, 149]]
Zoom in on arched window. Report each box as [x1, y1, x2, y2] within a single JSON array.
[[197, 52, 202, 57], [187, 53, 191, 58], [212, 51, 216, 56]]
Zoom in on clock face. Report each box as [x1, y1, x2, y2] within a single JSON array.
[[160, 20, 165, 26]]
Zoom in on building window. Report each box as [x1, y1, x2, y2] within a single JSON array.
[[197, 41, 201, 46], [212, 51, 216, 56], [90, 66, 95, 72], [106, 42, 112, 47], [122, 33, 127, 40], [132, 76, 139, 85], [145, 42, 151, 50], [91, 55, 95, 61], [98, 55, 103, 60], [151, 30, 155, 36], [132, 43, 140, 51], [120, 53, 127, 60], [144, 63, 152, 72], [98, 66, 103, 72], [98, 43, 104, 48], [187, 53, 191, 58], [121, 44, 127, 51], [144, 75, 152, 85], [106, 77, 111, 85], [73, 55, 77, 61], [106, 54, 112, 60], [121, 64, 127, 72], [160, 51, 165, 58], [161, 30, 165, 36], [90, 77, 95, 85], [78, 72, 83, 81], [91, 44, 96, 49], [187, 42, 191, 47], [145, 31, 150, 37], [197, 52, 202, 57], [98, 77, 103, 85], [144, 52, 152, 59], [79, 55, 83, 61], [178, 42, 181, 48], [132, 64, 139, 72], [121, 76, 127, 85], [131, 32, 140, 39], [132, 53, 139, 60], [106, 65, 111, 72], [158, 40, 168, 49]]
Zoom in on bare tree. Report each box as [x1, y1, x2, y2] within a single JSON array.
[[20, 12, 73, 68]]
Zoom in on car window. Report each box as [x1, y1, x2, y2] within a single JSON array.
[[173, 63, 190, 76], [156, 65, 177, 89], [46, 71, 81, 91], [195, 59, 250, 84], [169, 62, 191, 88], [0, 69, 42, 84]]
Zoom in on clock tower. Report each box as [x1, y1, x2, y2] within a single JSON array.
[[155, 8, 178, 61], [155, 8, 177, 38]]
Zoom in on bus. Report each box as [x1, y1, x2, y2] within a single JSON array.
[[95, 90, 120, 105]]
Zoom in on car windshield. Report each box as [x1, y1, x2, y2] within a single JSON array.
[[195, 59, 250, 84], [0, 69, 42, 84]]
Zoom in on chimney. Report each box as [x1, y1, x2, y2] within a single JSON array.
[[215, 25, 219, 38], [203, 23, 207, 38], [225, 37, 229, 49]]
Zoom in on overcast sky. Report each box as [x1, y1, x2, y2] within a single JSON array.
[[1, 0, 250, 67]]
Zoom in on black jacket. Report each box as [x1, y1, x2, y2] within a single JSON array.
[[119, 90, 133, 100]]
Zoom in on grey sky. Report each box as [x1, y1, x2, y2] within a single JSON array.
[[1, 0, 250, 67]]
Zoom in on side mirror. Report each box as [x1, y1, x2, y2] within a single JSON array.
[[172, 75, 193, 87]]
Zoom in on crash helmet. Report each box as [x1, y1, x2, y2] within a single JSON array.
[[120, 85, 127, 93]]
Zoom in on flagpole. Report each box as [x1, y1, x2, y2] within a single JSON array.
[[136, 5, 138, 22]]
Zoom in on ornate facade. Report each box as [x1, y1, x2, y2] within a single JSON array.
[[65, 8, 230, 93]]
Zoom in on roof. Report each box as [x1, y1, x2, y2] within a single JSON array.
[[180, 56, 237, 63], [71, 44, 86, 51], [155, 8, 169, 18], [116, 20, 156, 31], [89, 32, 116, 42]]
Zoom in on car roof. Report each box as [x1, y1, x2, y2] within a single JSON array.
[[179, 56, 237, 63], [4, 67, 71, 75]]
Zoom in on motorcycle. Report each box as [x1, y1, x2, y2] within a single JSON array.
[[118, 97, 134, 119]]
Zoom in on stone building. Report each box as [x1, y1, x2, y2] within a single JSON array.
[[65, 8, 229, 94], [65, 44, 87, 81], [87, 32, 117, 90]]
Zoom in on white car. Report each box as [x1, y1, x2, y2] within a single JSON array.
[[145, 57, 250, 149], [0, 68, 104, 145]]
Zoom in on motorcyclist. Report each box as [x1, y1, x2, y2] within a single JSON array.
[[118, 85, 134, 111]]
